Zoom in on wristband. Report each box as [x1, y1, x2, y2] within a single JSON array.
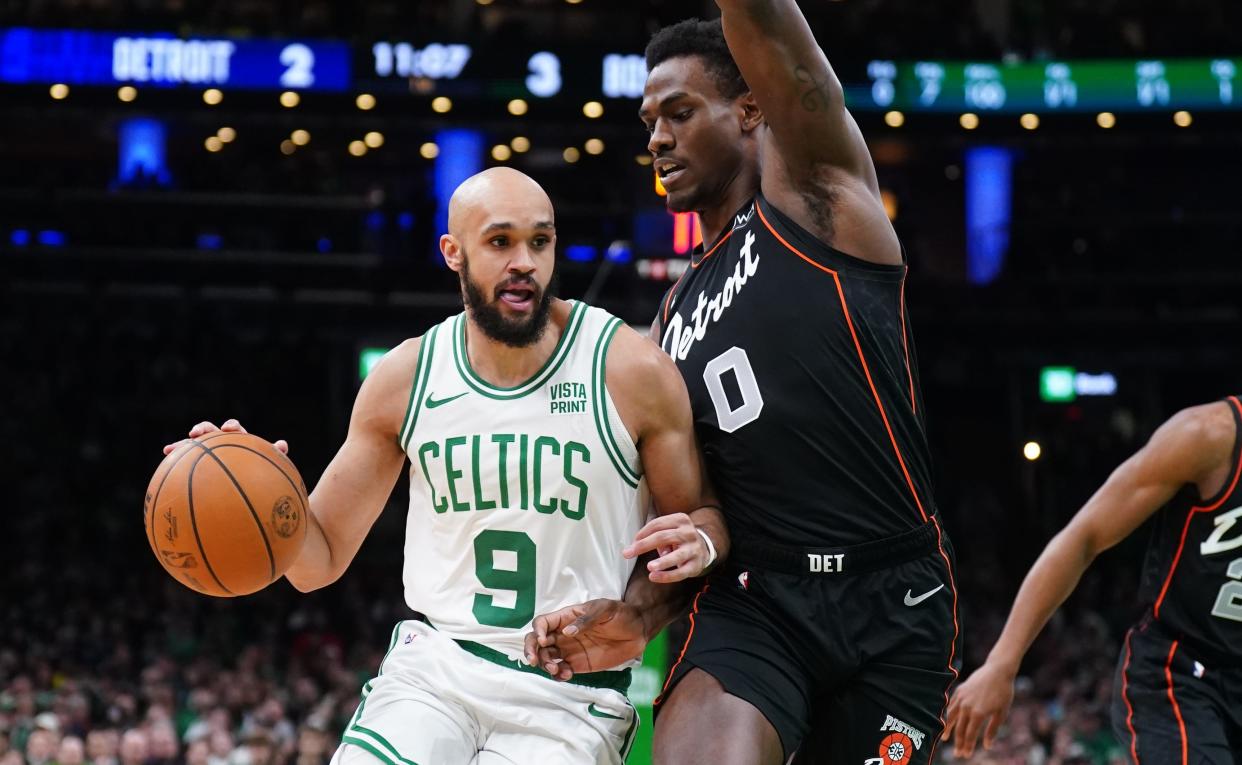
[[695, 527, 718, 571]]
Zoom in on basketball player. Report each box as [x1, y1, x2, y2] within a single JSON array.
[[944, 396, 1242, 764], [162, 167, 728, 764], [526, 4, 959, 764]]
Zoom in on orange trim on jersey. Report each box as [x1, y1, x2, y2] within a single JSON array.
[[1121, 629, 1140, 763], [690, 227, 734, 270], [755, 202, 929, 524], [655, 583, 710, 705], [661, 228, 734, 328], [1153, 395, 1242, 618], [899, 277, 917, 415], [1164, 640, 1188, 765], [926, 516, 960, 765]]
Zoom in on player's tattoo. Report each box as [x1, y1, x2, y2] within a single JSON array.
[[796, 64, 834, 113]]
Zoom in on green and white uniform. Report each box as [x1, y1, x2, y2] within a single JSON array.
[[335, 301, 646, 765]]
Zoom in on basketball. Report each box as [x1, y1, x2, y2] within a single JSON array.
[[144, 431, 309, 597]]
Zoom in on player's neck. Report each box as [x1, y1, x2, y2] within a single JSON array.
[[697, 164, 760, 246], [462, 299, 569, 388]]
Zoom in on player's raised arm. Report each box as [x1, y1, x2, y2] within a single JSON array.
[[716, 0, 877, 186], [943, 403, 1236, 758], [281, 339, 419, 591]]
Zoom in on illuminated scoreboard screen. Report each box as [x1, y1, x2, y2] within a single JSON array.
[[1, 26, 1237, 115], [0, 27, 350, 91], [360, 42, 648, 100], [852, 58, 1240, 112]]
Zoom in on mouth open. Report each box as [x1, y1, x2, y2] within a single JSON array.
[[656, 158, 687, 189], [497, 284, 536, 311]]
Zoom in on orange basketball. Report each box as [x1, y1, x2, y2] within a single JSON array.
[[144, 431, 308, 597]]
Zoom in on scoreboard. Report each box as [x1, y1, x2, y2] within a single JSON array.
[[0, 28, 350, 91], [2, 28, 1239, 114], [855, 58, 1240, 113]]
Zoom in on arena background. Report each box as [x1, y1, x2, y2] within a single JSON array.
[[2, 1, 1241, 763]]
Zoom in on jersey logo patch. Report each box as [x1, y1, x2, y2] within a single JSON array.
[[865, 715, 924, 765], [587, 703, 624, 720], [732, 204, 754, 231], [548, 381, 588, 415], [426, 391, 469, 409], [903, 584, 944, 606]]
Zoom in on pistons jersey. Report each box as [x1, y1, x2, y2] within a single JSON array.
[[658, 193, 935, 548], [1138, 395, 1242, 664]]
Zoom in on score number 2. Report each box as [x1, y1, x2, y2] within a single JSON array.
[[280, 43, 315, 88]]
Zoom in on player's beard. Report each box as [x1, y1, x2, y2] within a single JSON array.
[[460, 253, 558, 348]]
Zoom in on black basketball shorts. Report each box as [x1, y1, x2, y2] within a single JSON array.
[[654, 519, 962, 764], [1111, 617, 1242, 764]]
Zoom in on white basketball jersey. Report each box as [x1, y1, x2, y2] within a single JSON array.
[[398, 301, 646, 660]]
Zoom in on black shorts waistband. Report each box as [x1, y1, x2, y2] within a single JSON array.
[[1141, 614, 1242, 669], [728, 520, 943, 576]]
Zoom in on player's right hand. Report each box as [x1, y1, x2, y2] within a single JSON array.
[[941, 660, 1016, 758], [523, 598, 648, 682], [162, 418, 289, 456]]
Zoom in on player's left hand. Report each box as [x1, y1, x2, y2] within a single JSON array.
[[623, 513, 713, 583], [941, 660, 1016, 758], [524, 598, 648, 681]]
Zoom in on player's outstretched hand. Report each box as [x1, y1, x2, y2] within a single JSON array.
[[623, 513, 711, 582], [162, 418, 289, 456], [524, 599, 647, 682], [941, 661, 1016, 758]]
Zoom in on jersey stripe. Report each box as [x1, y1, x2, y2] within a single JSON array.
[[755, 201, 929, 525], [399, 325, 439, 451], [1164, 640, 1188, 765], [591, 317, 641, 487], [656, 583, 710, 705], [1121, 629, 1140, 762], [662, 227, 736, 326], [899, 277, 917, 415], [1153, 395, 1242, 618], [451, 301, 586, 400], [926, 516, 960, 765]]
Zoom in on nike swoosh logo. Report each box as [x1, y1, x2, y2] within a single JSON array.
[[425, 392, 468, 409], [904, 584, 945, 607], [587, 703, 625, 720]]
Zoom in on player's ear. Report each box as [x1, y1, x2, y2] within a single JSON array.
[[440, 234, 464, 273], [737, 92, 763, 133]]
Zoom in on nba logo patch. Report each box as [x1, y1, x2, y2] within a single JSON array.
[[1194, 661, 1205, 678], [404, 633, 415, 645], [737, 571, 749, 590]]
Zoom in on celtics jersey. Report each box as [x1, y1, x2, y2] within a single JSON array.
[[397, 301, 646, 661]]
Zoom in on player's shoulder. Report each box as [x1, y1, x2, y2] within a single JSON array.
[[1154, 400, 1238, 463], [604, 322, 676, 382], [357, 336, 426, 404]]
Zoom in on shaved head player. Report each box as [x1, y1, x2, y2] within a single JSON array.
[[165, 168, 728, 764], [526, 3, 960, 764]]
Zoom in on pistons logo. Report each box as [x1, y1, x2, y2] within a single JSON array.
[[878, 732, 913, 764]]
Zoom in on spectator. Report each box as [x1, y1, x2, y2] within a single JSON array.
[[55, 737, 84, 765]]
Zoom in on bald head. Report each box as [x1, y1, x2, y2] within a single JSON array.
[[446, 167, 554, 239]]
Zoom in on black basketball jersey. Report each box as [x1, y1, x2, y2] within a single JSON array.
[[1137, 395, 1242, 665], [657, 193, 935, 547]]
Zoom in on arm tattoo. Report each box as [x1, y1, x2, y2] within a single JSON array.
[[795, 64, 835, 113]]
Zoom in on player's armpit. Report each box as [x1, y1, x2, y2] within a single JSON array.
[[283, 339, 420, 592]]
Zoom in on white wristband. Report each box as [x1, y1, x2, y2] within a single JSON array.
[[695, 527, 718, 571]]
